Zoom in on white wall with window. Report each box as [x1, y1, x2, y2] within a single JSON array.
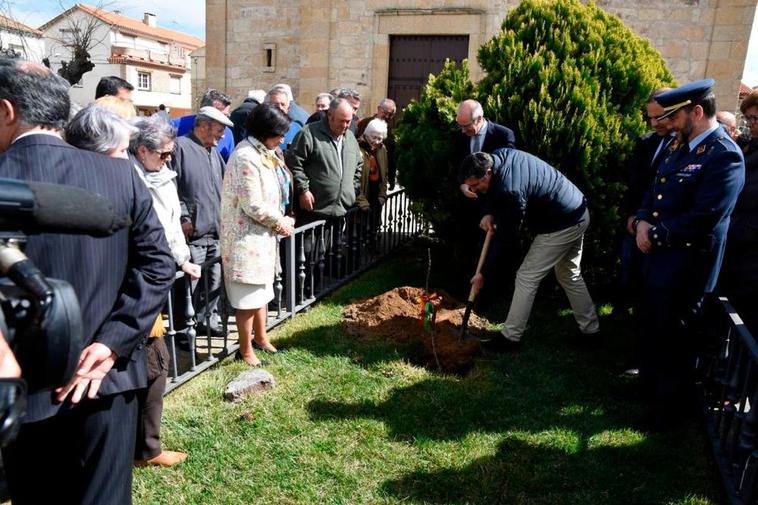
[[40, 6, 201, 114], [0, 28, 45, 62], [137, 71, 151, 90]]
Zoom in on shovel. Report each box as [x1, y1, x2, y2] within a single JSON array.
[[460, 229, 494, 341]]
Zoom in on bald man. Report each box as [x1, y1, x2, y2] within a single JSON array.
[[455, 99, 516, 198], [716, 110, 739, 141]]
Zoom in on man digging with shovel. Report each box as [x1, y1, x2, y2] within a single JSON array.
[[459, 150, 601, 351]]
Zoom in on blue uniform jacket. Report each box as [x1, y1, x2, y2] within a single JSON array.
[[637, 125, 744, 291]]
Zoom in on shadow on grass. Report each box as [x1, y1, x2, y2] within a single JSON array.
[[269, 240, 721, 504], [275, 320, 428, 370], [380, 429, 715, 505], [299, 298, 721, 504]]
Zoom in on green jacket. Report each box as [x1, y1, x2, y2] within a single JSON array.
[[286, 117, 363, 218]]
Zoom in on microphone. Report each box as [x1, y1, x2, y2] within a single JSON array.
[[0, 178, 131, 237]]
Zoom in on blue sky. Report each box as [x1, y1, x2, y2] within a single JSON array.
[[8, 0, 205, 40]]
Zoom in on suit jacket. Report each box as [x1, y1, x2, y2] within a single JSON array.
[[0, 134, 175, 423], [621, 132, 675, 216], [637, 125, 745, 293], [453, 120, 516, 168], [719, 137, 758, 299]]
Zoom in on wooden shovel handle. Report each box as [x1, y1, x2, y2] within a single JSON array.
[[467, 229, 495, 303]]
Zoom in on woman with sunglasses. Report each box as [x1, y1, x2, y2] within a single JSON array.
[[129, 115, 200, 467]]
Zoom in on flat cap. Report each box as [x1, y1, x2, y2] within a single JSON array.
[[655, 79, 715, 119], [197, 106, 234, 127]]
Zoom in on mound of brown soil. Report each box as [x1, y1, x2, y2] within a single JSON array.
[[342, 286, 490, 373]]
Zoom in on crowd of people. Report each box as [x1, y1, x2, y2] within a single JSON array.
[[0, 58, 398, 504], [0, 53, 756, 503]]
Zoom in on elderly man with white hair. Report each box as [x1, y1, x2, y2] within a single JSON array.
[[170, 106, 234, 338], [274, 82, 309, 126], [356, 118, 389, 248], [267, 86, 302, 151]]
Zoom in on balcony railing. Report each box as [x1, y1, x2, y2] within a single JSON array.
[[110, 45, 188, 69], [162, 188, 425, 393]]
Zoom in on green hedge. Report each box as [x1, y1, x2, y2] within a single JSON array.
[[396, 0, 676, 279]]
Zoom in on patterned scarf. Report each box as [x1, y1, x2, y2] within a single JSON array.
[[250, 137, 291, 213]]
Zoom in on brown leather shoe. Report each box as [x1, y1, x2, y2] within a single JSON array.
[[135, 450, 188, 467]]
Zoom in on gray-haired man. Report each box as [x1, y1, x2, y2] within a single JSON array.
[[170, 106, 233, 336]]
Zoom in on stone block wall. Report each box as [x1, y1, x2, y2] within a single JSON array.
[[205, 0, 757, 115]]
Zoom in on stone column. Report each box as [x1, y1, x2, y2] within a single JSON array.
[[205, 0, 227, 93]]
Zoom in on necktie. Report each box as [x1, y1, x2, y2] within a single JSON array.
[[472, 134, 482, 154]]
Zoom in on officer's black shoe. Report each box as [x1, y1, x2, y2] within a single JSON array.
[[481, 333, 522, 353]]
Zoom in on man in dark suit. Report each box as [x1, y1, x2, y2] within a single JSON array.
[[455, 99, 516, 199], [455, 99, 519, 295], [617, 89, 676, 375], [0, 59, 175, 504], [633, 79, 744, 429]]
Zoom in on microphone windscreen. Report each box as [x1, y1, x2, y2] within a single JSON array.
[[27, 181, 131, 237]]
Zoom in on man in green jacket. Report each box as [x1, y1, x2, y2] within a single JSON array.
[[286, 97, 363, 225]]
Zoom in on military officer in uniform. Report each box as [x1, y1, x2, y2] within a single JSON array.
[[632, 79, 744, 429]]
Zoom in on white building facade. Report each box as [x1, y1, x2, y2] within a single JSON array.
[[0, 15, 45, 62], [40, 4, 204, 116]]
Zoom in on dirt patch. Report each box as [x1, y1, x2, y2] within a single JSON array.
[[342, 286, 490, 373]]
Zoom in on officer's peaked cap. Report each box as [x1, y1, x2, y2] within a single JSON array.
[[654, 79, 715, 120]]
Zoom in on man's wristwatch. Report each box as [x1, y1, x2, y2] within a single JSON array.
[[632, 218, 641, 233]]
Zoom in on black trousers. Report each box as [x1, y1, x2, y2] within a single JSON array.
[[2, 391, 139, 505], [638, 251, 708, 410], [135, 337, 170, 461]]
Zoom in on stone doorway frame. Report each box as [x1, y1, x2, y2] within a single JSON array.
[[369, 8, 489, 112]]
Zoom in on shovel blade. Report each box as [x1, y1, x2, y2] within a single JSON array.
[[460, 302, 473, 340]]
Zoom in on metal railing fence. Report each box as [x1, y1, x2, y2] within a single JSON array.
[[697, 296, 758, 505], [162, 188, 425, 393]]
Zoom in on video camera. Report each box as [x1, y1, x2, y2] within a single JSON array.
[[0, 177, 130, 446]]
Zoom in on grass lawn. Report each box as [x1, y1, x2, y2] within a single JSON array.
[[134, 244, 724, 505]]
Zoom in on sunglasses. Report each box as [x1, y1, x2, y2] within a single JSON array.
[[153, 150, 173, 160]]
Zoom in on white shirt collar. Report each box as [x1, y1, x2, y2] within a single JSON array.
[[12, 129, 62, 144]]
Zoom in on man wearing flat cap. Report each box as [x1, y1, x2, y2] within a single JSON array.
[[170, 106, 234, 337], [631, 79, 745, 429]]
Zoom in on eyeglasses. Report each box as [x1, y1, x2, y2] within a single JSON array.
[[378, 108, 395, 119], [457, 115, 481, 130], [153, 150, 173, 160], [744, 114, 758, 123]]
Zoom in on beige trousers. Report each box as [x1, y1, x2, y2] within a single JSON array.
[[501, 209, 599, 342]]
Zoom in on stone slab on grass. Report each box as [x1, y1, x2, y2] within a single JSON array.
[[224, 369, 275, 402]]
